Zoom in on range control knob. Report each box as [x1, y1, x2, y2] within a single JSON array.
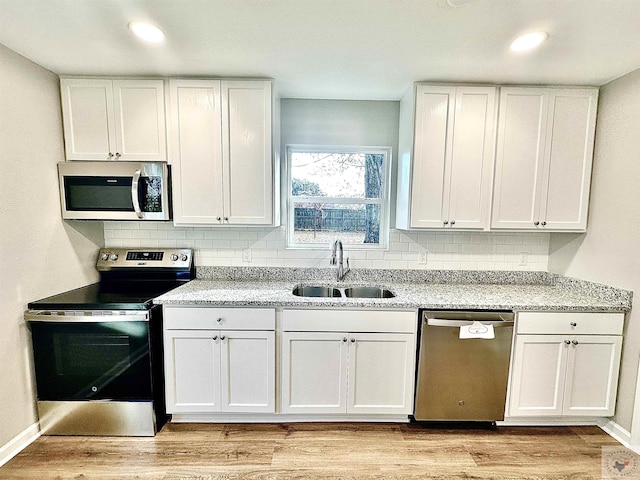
[[180, 254, 189, 262], [100, 253, 110, 261], [109, 253, 119, 261], [170, 254, 179, 261]]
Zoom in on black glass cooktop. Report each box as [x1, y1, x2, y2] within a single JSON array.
[[27, 281, 185, 311]]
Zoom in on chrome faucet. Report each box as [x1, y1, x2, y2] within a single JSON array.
[[330, 239, 350, 281]]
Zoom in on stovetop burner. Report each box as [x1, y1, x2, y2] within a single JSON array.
[[28, 248, 195, 311]]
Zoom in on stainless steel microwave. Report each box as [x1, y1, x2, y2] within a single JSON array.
[[58, 161, 171, 221]]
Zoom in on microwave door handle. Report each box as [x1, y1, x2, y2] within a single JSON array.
[[131, 169, 143, 219]]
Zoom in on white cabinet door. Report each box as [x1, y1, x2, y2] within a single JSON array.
[[168, 79, 224, 225], [509, 333, 622, 418], [164, 330, 221, 413], [169, 79, 274, 226], [508, 335, 567, 417], [539, 89, 598, 230], [447, 87, 496, 229], [409, 85, 455, 228], [221, 80, 273, 225], [491, 88, 548, 229], [220, 330, 275, 413], [492, 87, 598, 231], [563, 335, 622, 416], [61, 78, 116, 161], [407, 85, 496, 230], [165, 328, 275, 414], [112, 80, 166, 162], [347, 333, 416, 415], [60, 78, 166, 161], [281, 332, 348, 414]]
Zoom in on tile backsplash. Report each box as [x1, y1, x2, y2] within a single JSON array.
[[104, 222, 549, 271]]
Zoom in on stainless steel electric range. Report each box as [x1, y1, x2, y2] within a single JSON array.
[[25, 248, 194, 436]]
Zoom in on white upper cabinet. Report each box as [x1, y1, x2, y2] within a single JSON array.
[[491, 87, 598, 231], [60, 78, 167, 161], [169, 79, 275, 226], [168, 80, 224, 225], [396, 84, 497, 230]]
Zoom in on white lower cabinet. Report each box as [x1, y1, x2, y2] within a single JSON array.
[[281, 309, 417, 416], [163, 307, 275, 414], [508, 312, 623, 417]]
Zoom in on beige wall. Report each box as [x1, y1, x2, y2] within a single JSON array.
[[0, 43, 101, 448], [549, 68, 640, 432]]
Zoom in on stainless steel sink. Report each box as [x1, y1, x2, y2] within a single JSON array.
[[292, 285, 342, 298], [291, 285, 396, 299], [343, 286, 396, 298]]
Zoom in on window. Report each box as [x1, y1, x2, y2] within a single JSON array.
[[286, 145, 391, 248]]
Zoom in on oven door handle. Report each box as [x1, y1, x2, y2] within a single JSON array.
[[131, 169, 143, 219], [24, 311, 150, 323]]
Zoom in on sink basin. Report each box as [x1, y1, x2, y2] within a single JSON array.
[[343, 286, 396, 298], [292, 285, 342, 298]]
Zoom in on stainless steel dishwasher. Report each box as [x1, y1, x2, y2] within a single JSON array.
[[414, 310, 515, 422]]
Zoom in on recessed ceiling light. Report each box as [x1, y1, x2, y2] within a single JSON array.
[[128, 21, 165, 43], [446, 0, 474, 7], [510, 31, 548, 52]]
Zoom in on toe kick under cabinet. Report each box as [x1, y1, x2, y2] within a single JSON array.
[[507, 312, 624, 418]]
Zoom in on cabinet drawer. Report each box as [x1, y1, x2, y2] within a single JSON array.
[[516, 312, 624, 335], [282, 309, 417, 333], [164, 306, 275, 330]]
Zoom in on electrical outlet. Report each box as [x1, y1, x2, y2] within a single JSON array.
[[519, 252, 528, 266], [419, 251, 428, 265], [242, 248, 252, 262]]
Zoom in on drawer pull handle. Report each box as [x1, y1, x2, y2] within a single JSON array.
[[570, 322, 577, 327], [564, 340, 571, 345], [572, 340, 579, 346], [350, 338, 356, 343], [343, 337, 347, 342], [217, 318, 223, 323], [213, 335, 218, 341], [220, 335, 226, 341]]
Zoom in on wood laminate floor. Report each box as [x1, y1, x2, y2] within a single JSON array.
[[0, 423, 624, 480]]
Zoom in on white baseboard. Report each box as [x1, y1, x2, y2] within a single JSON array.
[[0, 423, 40, 468], [599, 419, 640, 455]]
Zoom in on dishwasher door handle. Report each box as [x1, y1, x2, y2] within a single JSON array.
[[425, 318, 514, 328]]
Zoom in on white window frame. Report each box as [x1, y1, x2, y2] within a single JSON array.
[[285, 144, 392, 249]]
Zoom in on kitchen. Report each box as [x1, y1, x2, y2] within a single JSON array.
[[1, 0, 640, 478]]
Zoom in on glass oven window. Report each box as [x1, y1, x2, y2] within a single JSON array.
[[53, 334, 132, 376], [31, 321, 152, 401]]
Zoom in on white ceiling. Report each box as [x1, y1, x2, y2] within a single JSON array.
[[1, 0, 640, 100]]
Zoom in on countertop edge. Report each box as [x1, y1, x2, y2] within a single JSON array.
[[153, 278, 631, 313]]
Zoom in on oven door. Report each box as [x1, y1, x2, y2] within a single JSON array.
[[28, 313, 152, 401], [58, 161, 170, 221]]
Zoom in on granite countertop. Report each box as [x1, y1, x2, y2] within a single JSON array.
[[154, 269, 632, 312]]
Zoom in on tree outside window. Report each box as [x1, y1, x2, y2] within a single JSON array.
[[287, 146, 390, 248]]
